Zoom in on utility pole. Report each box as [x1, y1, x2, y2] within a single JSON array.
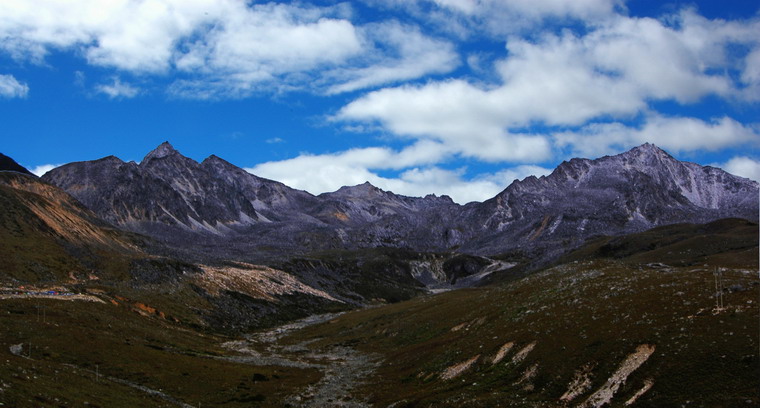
[[719, 268, 724, 309], [714, 267, 719, 311], [713, 267, 724, 311]]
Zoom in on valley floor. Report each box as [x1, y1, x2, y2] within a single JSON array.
[[1, 259, 758, 407]]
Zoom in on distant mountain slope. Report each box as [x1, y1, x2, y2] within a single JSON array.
[[457, 143, 758, 257], [0, 153, 34, 176], [43, 143, 758, 261]]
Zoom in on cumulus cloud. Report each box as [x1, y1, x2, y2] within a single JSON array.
[[336, 10, 760, 163], [0, 74, 28, 98], [171, 2, 364, 97], [741, 47, 760, 101], [337, 79, 553, 162], [433, 0, 620, 25], [366, 0, 621, 36], [325, 22, 459, 94], [0, 0, 211, 71], [247, 143, 550, 203], [29, 163, 61, 177], [96, 77, 140, 99], [553, 115, 760, 158], [0, 0, 458, 98], [721, 156, 760, 181]]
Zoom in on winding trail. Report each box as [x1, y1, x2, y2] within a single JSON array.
[[220, 313, 380, 407]]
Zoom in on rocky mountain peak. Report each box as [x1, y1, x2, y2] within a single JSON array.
[[332, 181, 384, 197], [201, 154, 237, 170], [618, 142, 672, 163], [142, 141, 179, 164], [203, 154, 223, 163], [96, 155, 126, 165]]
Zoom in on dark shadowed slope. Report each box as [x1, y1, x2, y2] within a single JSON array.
[[0, 153, 34, 176]]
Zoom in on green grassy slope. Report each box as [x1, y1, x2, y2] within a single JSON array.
[[0, 298, 319, 407], [281, 222, 759, 407]]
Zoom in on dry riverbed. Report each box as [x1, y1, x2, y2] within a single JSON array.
[[221, 313, 381, 407]]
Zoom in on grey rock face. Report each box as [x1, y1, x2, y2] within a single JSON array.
[[43, 143, 265, 236], [43, 142, 758, 261], [456, 143, 758, 257]]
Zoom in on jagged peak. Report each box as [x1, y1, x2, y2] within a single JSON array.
[[336, 181, 382, 194], [620, 143, 671, 159], [201, 154, 232, 166], [142, 141, 179, 163], [95, 155, 125, 164]]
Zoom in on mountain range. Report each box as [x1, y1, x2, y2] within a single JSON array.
[[41, 142, 758, 263]]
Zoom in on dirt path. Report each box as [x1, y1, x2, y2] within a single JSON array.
[[221, 313, 380, 407]]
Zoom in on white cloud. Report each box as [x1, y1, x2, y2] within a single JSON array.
[[741, 47, 760, 101], [250, 141, 451, 177], [586, 11, 760, 104], [96, 77, 140, 99], [247, 143, 550, 204], [0, 74, 28, 98], [336, 11, 759, 163], [431, 0, 620, 21], [325, 21, 459, 94], [0, 1, 459, 98], [721, 156, 760, 181], [553, 115, 759, 158], [337, 79, 553, 162], [0, 0, 216, 72], [172, 2, 364, 95], [367, 0, 621, 36], [29, 163, 61, 177]]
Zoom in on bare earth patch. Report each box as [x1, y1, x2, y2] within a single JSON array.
[[223, 313, 380, 407], [196, 263, 341, 303], [514, 363, 539, 391], [559, 362, 596, 402], [625, 378, 654, 406], [511, 341, 536, 364], [491, 341, 514, 364], [580, 344, 656, 408], [441, 355, 480, 380]]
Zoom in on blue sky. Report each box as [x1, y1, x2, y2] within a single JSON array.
[[1, 0, 759, 203]]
